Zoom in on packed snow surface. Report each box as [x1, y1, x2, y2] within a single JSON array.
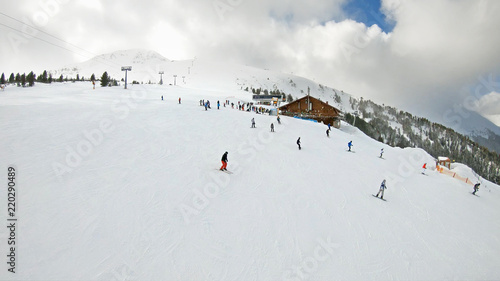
[[0, 82, 499, 280]]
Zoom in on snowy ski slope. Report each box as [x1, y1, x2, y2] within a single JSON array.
[[0, 82, 499, 280]]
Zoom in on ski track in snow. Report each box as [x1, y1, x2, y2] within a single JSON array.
[[0, 82, 499, 280]]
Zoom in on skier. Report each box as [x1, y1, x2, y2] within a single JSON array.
[[251, 118, 256, 128], [217, 100, 220, 109], [348, 141, 353, 151], [179, 97, 181, 104], [326, 129, 330, 137], [297, 137, 301, 150], [92, 80, 95, 89], [277, 116, 281, 124], [472, 183, 480, 195], [375, 179, 387, 199], [204, 101, 208, 111], [422, 163, 427, 174], [271, 123, 274, 132], [380, 148, 384, 158], [328, 123, 331, 131], [207, 100, 211, 109], [161, 95, 164, 101], [220, 151, 228, 171]]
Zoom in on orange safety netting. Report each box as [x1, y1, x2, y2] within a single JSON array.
[[436, 165, 473, 185]]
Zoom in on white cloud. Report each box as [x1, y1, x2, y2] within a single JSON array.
[[471, 92, 500, 126], [1, 0, 500, 130]]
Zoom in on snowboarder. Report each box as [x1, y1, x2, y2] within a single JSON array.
[[271, 123, 274, 132], [380, 148, 384, 158], [422, 163, 427, 174], [472, 183, 480, 195], [297, 137, 301, 150], [348, 141, 353, 151], [326, 129, 330, 137], [277, 116, 281, 124], [251, 118, 256, 128], [179, 97, 181, 104], [375, 179, 387, 199], [217, 100, 220, 109], [220, 151, 228, 171]]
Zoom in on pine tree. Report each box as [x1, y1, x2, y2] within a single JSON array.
[[20, 73, 26, 87], [76, 74, 80, 81], [100, 71, 109, 87], [41, 70, 48, 83], [90, 74, 96, 82], [15, 73, 21, 83], [9, 73, 15, 83], [58, 75, 64, 82], [0, 73, 5, 84], [27, 71, 35, 87], [48, 73, 53, 83]]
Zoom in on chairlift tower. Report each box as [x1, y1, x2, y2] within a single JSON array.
[[159, 71, 164, 85], [121, 66, 132, 89]]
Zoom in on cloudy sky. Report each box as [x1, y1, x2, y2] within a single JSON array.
[[1, 0, 500, 128]]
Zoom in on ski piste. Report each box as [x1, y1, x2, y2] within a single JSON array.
[[2, 75, 499, 280]]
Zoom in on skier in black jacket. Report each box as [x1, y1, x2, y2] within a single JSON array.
[[297, 137, 301, 150], [473, 183, 480, 195], [220, 152, 228, 171]]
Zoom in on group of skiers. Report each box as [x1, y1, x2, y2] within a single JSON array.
[[216, 101, 484, 199]]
